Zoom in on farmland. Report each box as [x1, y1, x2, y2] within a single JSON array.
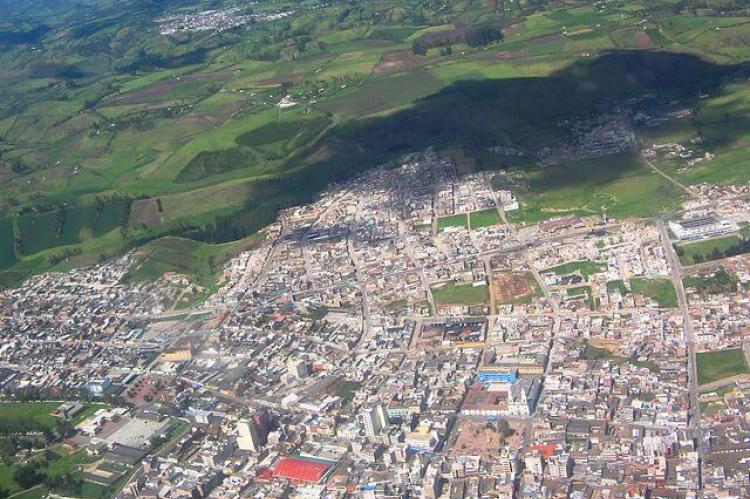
[[0, 0, 748, 289]]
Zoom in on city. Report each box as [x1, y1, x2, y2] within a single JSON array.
[[1, 147, 749, 498]]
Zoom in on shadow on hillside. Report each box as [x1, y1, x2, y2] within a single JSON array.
[[197, 50, 750, 244], [290, 50, 746, 190]]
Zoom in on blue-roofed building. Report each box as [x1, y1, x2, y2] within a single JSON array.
[[478, 368, 517, 386]]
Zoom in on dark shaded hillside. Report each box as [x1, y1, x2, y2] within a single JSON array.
[[194, 51, 744, 244], [331, 50, 735, 160]]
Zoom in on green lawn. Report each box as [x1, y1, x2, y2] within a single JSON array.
[[431, 281, 489, 305], [437, 214, 468, 232], [469, 209, 502, 229], [0, 402, 61, 433], [697, 348, 750, 385], [630, 278, 678, 308]]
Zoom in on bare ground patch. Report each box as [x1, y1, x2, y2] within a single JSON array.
[[493, 272, 536, 304], [374, 50, 423, 76], [131, 198, 163, 227], [634, 30, 653, 48]]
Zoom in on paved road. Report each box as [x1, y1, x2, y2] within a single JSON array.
[[658, 220, 704, 481]]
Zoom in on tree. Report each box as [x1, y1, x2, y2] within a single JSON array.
[[465, 24, 503, 48], [411, 39, 427, 56], [13, 463, 44, 489]]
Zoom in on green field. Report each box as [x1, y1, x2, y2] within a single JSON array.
[[508, 153, 684, 225], [0, 402, 63, 433], [677, 235, 746, 265], [437, 214, 468, 231], [0, 402, 105, 434], [606, 279, 629, 296], [630, 278, 678, 308], [431, 281, 489, 305], [697, 348, 750, 385], [0, 218, 16, 270], [125, 235, 263, 291], [469, 209, 502, 229], [544, 260, 607, 281], [684, 268, 738, 296], [16, 200, 129, 256]]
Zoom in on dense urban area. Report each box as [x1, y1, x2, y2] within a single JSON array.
[[1, 0, 750, 498], [2, 141, 750, 498]]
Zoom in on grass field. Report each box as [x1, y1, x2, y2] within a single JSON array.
[[544, 260, 606, 281], [431, 281, 489, 305], [437, 214, 468, 231], [697, 348, 750, 385], [0, 218, 16, 270], [677, 235, 744, 265], [630, 278, 678, 308], [469, 209, 501, 229], [125, 236, 260, 290], [0, 402, 63, 432], [683, 268, 738, 296], [0, 402, 105, 433], [508, 153, 684, 225]]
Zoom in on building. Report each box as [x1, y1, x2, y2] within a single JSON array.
[[668, 216, 733, 241], [237, 420, 264, 452], [287, 358, 311, 379], [478, 368, 518, 386], [86, 377, 112, 397], [360, 403, 389, 438]]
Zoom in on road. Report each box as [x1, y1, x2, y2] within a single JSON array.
[[658, 220, 704, 481]]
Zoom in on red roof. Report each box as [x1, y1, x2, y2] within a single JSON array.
[[272, 457, 330, 483], [530, 443, 557, 459]]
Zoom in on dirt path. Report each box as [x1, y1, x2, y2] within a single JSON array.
[[640, 154, 704, 200]]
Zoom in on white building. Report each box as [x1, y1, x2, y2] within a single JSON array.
[[668, 216, 733, 241], [237, 420, 262, 452], [360, 403, 389, 437]]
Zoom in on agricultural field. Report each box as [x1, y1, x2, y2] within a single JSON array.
[[431, 281, 489, 306], [0, 0, 747, 290], [697, 348, 750, 386]]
